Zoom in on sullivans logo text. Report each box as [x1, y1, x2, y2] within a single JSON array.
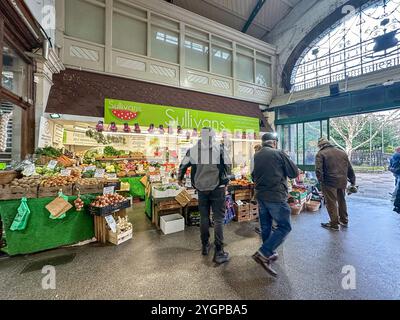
[[165, 109, 226, 131]]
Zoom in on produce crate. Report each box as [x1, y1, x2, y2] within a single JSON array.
[[249, 201, 259, 220], [89, 199, 131, 216], [107, 228, 133, 245], [234, 189, 252, 201], [157, 199, 182, 211], [73, 182, 104, 195], [290, 190, 308, 203], [0, 185, 38, 200], [0, 171, 20, 185], [234, 202, 250, 222], [38, 185, 74, 198]]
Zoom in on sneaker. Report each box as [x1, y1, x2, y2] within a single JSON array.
[[321, 222, 339, 231], [202, 243, 211, 256], [270, 252, 279, 262], [339, 221, 348, 228], [252, 251, 277, 277], [213, 250, 230, 264], [255, 226, 261, 235], [394, 207, 400, 214]]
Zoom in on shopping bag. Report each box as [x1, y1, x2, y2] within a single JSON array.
[[10, 197, 31, 231], [46, 192, 72, 220]]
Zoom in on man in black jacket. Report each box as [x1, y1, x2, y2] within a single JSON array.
[[251, 132, 299, 277], [178, 128, 231, 264]]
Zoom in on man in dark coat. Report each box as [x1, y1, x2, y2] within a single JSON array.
[[315, 138, 356, 231], [251, 132, 299, 277], [178, 128, 231, 264]]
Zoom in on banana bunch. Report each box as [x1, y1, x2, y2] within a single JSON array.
[[0, 112, 12, 152]]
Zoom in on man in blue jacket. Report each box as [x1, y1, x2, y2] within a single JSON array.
[[251, 132, 299, 277], [389, 147, 400, 209]]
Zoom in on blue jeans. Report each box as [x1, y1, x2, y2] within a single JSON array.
[[258, 200, 292, 257]]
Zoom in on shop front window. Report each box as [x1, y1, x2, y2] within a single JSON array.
[[304, 121, 321, 165], [0, 103, 21, 164], [2, 45, 28, 99]]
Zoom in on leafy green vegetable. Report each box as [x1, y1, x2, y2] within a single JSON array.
[[35, 146, 62, 158]]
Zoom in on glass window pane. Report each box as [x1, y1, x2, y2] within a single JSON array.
[[237, 44, 254, 56], [322, 120, 328, 138], [151, 26, 179, 64], [185, 37, 209, 71], [304, 121, 321, 165], [65, 0, 105, 44], [237, 54, 254, 83], [211, 35, 232, 48], [151, 14, 179, 30], [256, 60, 271, 87], [298, 123, 304, 166], [113, 13, 147, 55], [2, 45, 28, 99], [186, 27, 209, 41], [211, 46, 232, 77], [114, 0, 147, 18]]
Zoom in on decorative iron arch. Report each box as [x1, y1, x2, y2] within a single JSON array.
[[282, 0, 400, 93]]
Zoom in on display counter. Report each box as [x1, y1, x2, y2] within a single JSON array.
[[0, 196, 94, 256]]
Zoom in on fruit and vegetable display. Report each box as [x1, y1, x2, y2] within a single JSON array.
[[40, 176, 79, 188], [115, 216, 132, 233], [35, 146, 62, 158], [9, 176, 41, 189], [229, 178, 253, 188], [76, 178, 102, 186], [74, 196, 84, 211], [90, 194, 127, 208]]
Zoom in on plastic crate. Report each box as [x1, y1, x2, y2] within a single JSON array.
[[89, 199, 131, 216]]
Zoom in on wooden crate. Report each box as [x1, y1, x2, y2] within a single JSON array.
[[38, 185, 74, 198], [107, 229, 133, 245], [0, 185, 38, 200], [234, 202, 250, 222], [249, 202, 259, 220], [73, 182, 104, 195], [158, 199, 182, 211], [234, 190, 252, 201]]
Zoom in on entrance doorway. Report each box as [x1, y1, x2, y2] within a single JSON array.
[[277, 109, 400, 200]]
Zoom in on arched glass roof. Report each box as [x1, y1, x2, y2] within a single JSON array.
[[291, 0, 400, 92]]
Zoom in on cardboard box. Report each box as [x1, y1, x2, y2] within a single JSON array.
[[160, 214, 185, 235]]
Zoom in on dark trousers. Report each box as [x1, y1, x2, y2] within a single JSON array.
[[198, 187, 226, 250], [322, 185, 348, 227]]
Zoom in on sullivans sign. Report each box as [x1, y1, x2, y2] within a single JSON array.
[[104, 99, 260, 132]]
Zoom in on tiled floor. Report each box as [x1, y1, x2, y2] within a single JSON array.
[[0, 197, 399, 300]]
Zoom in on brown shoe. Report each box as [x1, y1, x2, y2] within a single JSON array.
[[252, 252, 277, 277]]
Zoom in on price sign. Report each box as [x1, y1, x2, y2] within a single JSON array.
[[106, 173, 117, 179], [84, 166, 96, 172], [47, 160, 58, 170], [103, 186, 115, 195], [60, 169, 71, 177], [162, 177, 169, 185], [94, 169, 105, 178], [105, 215, 117, 233], [138, 164, 144, 172]]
